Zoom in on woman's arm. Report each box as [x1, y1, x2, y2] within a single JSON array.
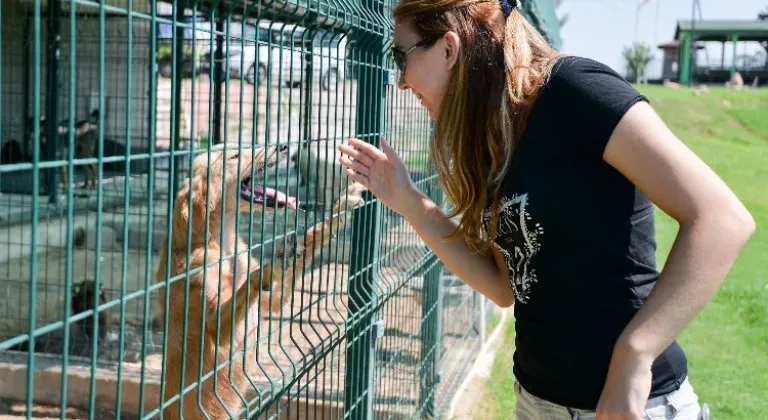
[[604, 100, 755, 365], [596, 100, 756, 419], [402, 190, 514, 307], [338, 138, 514, 307]]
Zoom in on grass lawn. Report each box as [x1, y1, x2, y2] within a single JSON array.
[[473, 86, 768, 419]]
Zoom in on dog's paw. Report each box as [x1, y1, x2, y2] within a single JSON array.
[[249, 266, 273, 292], [339, 194, 365, 212], [333, 182, 366, 213], [345, 181, 366, 197]]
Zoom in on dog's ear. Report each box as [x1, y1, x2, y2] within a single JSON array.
[[175, 175, 220, 229], [192, 175, 221, 218]]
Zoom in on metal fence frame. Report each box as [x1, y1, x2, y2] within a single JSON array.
[[0, 0, 557, 418]]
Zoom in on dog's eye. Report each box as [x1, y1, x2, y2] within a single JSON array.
[[229, 153, 239, 160]]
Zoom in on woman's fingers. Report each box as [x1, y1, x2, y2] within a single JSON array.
[[345, 168, 369, 187], [380, 137, 397, 160], [338, 143, 375, 167], [339, 156, 369, 176], [345, 138, 387, 161]]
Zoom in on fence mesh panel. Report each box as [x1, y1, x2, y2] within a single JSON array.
[[0, 0, 560, 418]]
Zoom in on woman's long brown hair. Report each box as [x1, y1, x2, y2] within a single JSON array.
[[393, 0, 562, 252]]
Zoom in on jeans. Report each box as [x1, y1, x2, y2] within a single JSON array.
[[515, 377, 704, 420]]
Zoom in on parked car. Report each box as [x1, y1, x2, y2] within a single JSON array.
[[272, 25, 348, 90], [199, 21, 348, 90], [197, 21, 278, 84]]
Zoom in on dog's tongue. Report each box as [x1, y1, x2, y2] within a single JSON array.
[[253, 184, 298, 209]]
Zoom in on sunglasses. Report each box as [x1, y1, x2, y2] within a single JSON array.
[[392, 36, 440, 73]]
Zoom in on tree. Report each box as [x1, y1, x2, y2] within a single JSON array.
[[622, 42, 654, 83]]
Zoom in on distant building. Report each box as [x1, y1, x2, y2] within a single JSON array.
[[657, 40, 704, 81], [671, 19, 768, 85]]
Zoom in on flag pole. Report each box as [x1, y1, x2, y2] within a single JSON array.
[[654, 0, 661, 46], [688, 0, 697, 87], [634, 1, 641, 45]]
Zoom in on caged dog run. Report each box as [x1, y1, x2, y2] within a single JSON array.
[[154, 144, 365, 420]]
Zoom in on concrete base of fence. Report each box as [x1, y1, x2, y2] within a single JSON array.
[[0, 354, 419, 419], [0, 357, 348, 419]]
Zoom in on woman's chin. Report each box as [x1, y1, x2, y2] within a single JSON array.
[[419, 99, 437, 120]]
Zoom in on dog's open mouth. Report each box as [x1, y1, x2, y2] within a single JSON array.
[[240, 180, 298, 209]]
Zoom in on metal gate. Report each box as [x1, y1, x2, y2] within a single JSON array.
[[0, 0, 548, 418]]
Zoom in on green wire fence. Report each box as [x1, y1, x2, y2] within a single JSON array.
[[0, 0, 558, 418]]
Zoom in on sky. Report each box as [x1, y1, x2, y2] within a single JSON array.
[[557, 0, 767, 78]]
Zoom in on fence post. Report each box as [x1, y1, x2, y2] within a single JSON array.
[[479, 292, 487, 343], [419, 176, 444, 418], [212, 10, 224, 145], [45, 0, 61, 205], [343, 10, 386, 420], [302, 18, 317, 146], [170, 0, 187, 198]]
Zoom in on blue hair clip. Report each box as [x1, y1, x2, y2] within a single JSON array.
[[499, 0, 518, 17]]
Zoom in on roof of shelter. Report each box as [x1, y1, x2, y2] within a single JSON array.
[[657, 40, 705, 50], [675, 19, 768, 42]]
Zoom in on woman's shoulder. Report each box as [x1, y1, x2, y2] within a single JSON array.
[[541, 56, 647, 116], [533, 55, 648, 155], [552, 55, 614, 69], [541, 55, 637, 95]]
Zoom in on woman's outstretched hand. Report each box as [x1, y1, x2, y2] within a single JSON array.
[[338, 138, 423, 218]]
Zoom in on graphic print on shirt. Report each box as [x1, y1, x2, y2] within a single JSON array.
[[482, 193, 544, 304]]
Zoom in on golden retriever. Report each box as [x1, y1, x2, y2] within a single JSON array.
[[155, 144, 364, 420]]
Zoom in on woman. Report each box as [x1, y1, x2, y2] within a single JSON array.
[[337, 0, 755, 419]]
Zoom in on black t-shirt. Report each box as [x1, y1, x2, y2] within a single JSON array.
[[481, 56, 688, 409]]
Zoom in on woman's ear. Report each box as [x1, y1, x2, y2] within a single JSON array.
[[443, 31, 461, 70]]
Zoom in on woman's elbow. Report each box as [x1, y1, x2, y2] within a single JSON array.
[[735, 209, 756, 247], [694, 199, 756, 248], [721, 201, 756, 246], [738, 208, 756, 238], [495, 296, 514, 308], [492, 287, 515, 308]]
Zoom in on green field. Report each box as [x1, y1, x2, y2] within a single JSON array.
[[474, 86, 768, 419]]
